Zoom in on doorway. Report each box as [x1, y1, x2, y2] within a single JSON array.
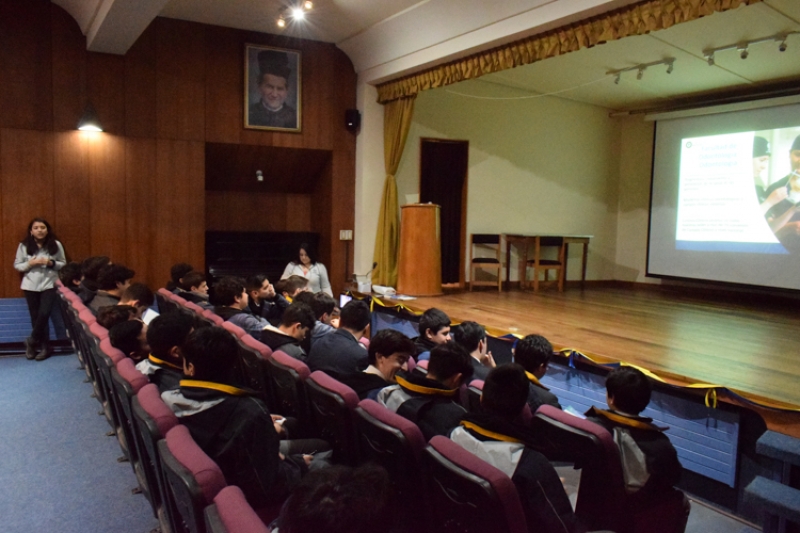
[[419, 138, 468, 286]]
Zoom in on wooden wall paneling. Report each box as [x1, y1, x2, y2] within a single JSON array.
[[87, 53, 125, 135], [124, 23, 157, 139], [125, 138, 157, 289], [0, 131, 3, 295], [155, 139, 205, 284], [285, 194, 312, 232], [51, 3, 86, 132], [0, 129, 55, 297], [156, 19, 206, 141], [87, 134, 127, 263], [0, 0, 53, 130], [205, 191, 314, 233], [310, 159, 334, 290], [205, 26, 242, 144], [53, 131, 90, 261]]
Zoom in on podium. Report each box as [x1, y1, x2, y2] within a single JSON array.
[[397, 203, 443, 296]]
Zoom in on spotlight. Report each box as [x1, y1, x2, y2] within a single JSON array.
[[666, 61, 674, 74], [636, 67, 644, 80], [276, 16, 286, 28], [739, 46, 748, 59], [303, 1, 313, 10], [779, 40, 787, 52], [291, 7, 305, 19], [707, 54, 715, 66], [614, 73, 621, 85]]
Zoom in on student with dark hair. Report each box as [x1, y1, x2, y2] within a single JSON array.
[[177, 271, 212, 309], [513, 334, 562, 411], [280, 243, 332, 296], [78, 255, 110, 303], [307, 300, 370, 376], [247, 274, 289, 324], [14, 218, 66, 361], [586, 367, 682, 509], [212, 276, 270, 336], [378, 342, 474, 440], [89, 264, 135, 314], [335, 329, 415, 400], [453, 321, 496, 380], [451, 364, 585, 533], [275, 275, 310, 303], [167, 262, 193, 293], [109, 319, 149, 363], [136, 313, 194, 393], [415, 307, 451, 360], [59, 261, 83, 293], [96, 305, 137, 329], [273, 464, 392, 533], [309, 292, 337, 347], [161, 327, 327, 508], [119, 282, 155, 317], [261, 302, 316, 361]]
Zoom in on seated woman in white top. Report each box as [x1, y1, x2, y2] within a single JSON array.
[[281, 243, 332, 296]]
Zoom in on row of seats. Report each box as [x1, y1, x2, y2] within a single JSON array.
[[60, 284, 689, 533]]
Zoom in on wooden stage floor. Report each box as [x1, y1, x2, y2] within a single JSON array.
[[406, 284, 800, 413]]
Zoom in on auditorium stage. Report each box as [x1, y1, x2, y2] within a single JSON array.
[[396, 283, 800, 432]]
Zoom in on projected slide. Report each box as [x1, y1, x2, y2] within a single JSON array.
[[676, 126, 800, 254]]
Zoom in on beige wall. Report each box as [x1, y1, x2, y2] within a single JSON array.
[[394, 80, 622, 281]]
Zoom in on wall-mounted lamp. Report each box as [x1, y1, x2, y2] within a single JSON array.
[[77, 103, 102, 132]]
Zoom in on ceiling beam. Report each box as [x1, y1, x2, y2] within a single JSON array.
[[85, 0, 171, 55]]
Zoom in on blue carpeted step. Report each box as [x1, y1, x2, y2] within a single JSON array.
[[745, 475, 800, 524], [757, 431, 800, 467]]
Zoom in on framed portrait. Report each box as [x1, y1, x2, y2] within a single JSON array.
[[244, 44, 301, 132]]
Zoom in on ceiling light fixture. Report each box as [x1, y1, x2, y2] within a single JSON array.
[[275, 1, 314, 29], [703, 31, 798, 65], [607, 58, 675, 85], [276, 16, 286, 28]]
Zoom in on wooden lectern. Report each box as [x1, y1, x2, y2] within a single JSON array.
[[397, 203, 443, 296]]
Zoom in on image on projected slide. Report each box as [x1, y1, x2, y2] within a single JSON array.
[[676, 125, 800, 254]]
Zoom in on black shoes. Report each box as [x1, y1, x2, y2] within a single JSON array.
[[24, 338, 36, 360], [35, 343, 51, 362]]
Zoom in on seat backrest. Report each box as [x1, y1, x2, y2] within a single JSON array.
[[422, 436, 528, 533], [159, 425, 228, 533], [204, 486, 270, 533], [235, 334, 273, 407], [222, 321, 246, 339], [263, 349, 310, 422], [306, 371, 360, 464], [79, 308, 97, 326], [466, 379, 484, 412], [89, 321, 108, 341], [110, 359, 150, 500], [202, 309, 224, 326], [471, 233, 501, 245], [183, 301, 205, 316]]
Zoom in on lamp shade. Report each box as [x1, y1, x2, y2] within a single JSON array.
[[77, 103, 103, 132]]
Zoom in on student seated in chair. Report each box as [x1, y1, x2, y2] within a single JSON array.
[[307, 300, 370, 376], [89, 263, 135, 314], [261, 302, 316, 362], [177, 270, 212, 309], [276, 275, 310, 304], [212, 276, 270, 336], [119, 282, 155, 318], [335, 328, 415, 400], [109, 319, 149, 363], [414, 307, 452, 361], [59, 261, 82, 293], [450, 364, 586, 533], [453, 321, 496, 381], [514, 334, 562, 411], [585, 366, 682, 511], [247, 274, 289, 325], [136, 313, 194, 393], [309, 292, 337, 347], [162, 327, 328, 508], [378, 342, 473, 440], [78, 255, 110, 304], [166, 262, 193, 294]]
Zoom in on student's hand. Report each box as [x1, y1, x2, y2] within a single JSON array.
[[303, 454, 314, 466], [271, 415, 286, 435], [481, 351, 496, 368], [330, 317, 340, 328]]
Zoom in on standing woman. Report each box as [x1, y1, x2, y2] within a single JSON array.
[[14, 218, 66, 361], [281, 242, 333, 296]]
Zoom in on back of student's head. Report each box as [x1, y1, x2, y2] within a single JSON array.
[[310, 292, 336, 320], [292, 291, 314, 306], [280, 302, 316, 329], [97, 305, 137, 329], [182, 326, 238, 382], [213, 276, 245, 306], [368, 329, 415, 366], [82, 256, 111, 282], [121, 282, 154, 307], [513, 334, 553, 373], [109, 319, 147, 361], [606, 367, 652, 414], [482, 364, 529, 417], [59, 261, 82, 287], [339, 300, 371, 332], [170, 262, 193, 285], [97, 264, 135, 291], [454, 321, 485, 353], [147, 314, 194, 360], [179, 271, 205, 291], [428, 342, 474, 384], [278, 275, 309, 297], [279, 464, 392, 533], [418, 308, 450, 338]]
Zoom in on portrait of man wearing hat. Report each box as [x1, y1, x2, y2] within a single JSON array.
[[247, 48, 299, 130]]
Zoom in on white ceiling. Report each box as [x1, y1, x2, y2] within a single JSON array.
[[50, 0, 800, 112]]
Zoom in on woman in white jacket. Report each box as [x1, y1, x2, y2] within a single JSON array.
[[281, 243, 332, 296], [14, 218, 66, 361]]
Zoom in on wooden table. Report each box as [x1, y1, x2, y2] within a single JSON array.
[[503, 234, 591, 290]]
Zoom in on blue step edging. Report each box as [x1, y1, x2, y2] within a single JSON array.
[[0, 297, 68, 343]]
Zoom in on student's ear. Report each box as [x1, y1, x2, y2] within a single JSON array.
[[190, 285, 199, 292], [168, 345, 181, 360], [424, 328, 433, 340], [184, 361, 195, 377]]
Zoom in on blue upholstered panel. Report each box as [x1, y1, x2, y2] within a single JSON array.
[[0, 297, 66, 343]]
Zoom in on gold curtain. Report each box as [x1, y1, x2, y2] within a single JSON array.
[[377, 0, 762, 103], [372, 96, 416, 287]]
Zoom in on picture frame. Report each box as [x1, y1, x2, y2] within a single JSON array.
[[244, 44, 301, 132]]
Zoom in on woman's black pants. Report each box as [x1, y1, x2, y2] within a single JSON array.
[[23, 288, 57, 344]]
